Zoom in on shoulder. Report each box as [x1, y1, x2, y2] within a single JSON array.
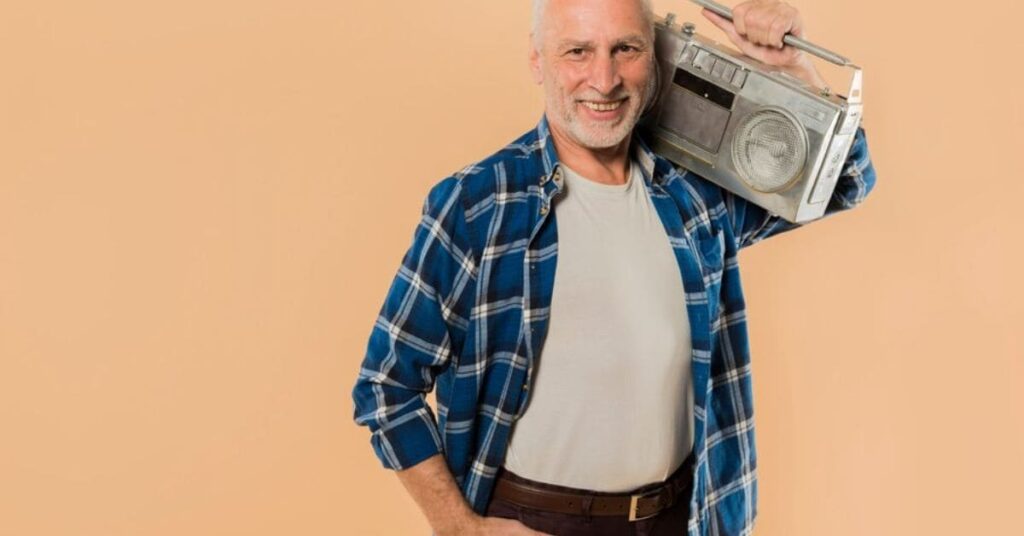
[[425, 123, 550, 216]]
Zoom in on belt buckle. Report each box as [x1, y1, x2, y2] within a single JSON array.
[[628, 488, 663, 522]]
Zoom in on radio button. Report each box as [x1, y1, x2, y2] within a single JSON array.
[[694, 49, 715, 72], [731, 68, 747, 87], [680, 45, 698, 64], [714, 61, 736, 82], [711, 60, 724, 78]]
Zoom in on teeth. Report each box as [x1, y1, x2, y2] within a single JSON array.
[[581, 100, 624, 112]]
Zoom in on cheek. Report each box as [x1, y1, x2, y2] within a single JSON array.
[[622, 62, 654, 90], [551, 63, 589, 93]]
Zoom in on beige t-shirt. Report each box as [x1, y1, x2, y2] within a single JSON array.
[[503, 159, 694, 492]]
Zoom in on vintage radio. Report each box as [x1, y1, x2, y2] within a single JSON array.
[[641, 1, 864, 223]]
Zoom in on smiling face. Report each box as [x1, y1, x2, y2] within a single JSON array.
[[530, 0, 657, 151]]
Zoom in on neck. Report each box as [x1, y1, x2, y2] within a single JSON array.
[[548, 120, 633, 186]]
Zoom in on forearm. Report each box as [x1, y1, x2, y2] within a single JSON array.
[[395, 453, 480, 536]]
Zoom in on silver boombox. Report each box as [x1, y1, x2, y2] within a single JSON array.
[[641, 3, 864, 223]]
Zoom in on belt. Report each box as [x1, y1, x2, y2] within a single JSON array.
[[492, 455, 695, 522]]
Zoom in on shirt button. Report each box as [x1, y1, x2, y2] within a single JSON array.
[[539, 204, 548, 215], [522, 383, 529, 391]]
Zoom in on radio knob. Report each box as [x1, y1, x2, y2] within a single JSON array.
[[682, 22, 695, 36], [665, 13, 677, 28]]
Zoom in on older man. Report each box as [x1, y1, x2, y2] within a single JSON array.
[[352, 0, 876, 534]]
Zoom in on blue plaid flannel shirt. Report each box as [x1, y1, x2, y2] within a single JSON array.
[[353, 114, 876, 535]]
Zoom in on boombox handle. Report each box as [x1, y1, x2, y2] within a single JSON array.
[[687, 0, 862, 104]]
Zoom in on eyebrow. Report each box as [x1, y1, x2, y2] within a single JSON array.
[[615, 34, 648, 46], [556, 34, 649, 50]]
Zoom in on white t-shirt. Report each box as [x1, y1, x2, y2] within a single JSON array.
[[503, 159, 695, 492]]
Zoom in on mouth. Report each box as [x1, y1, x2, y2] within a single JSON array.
[[578, 98, 628, 112]]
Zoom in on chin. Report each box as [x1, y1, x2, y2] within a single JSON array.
[[581, 138, 627, 150], [570, 125, 633, 150]]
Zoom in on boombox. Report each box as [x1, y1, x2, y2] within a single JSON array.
[[641, 5, 864, 223]]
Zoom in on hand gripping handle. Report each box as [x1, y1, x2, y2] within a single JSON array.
[[687, 0, 862, 103]]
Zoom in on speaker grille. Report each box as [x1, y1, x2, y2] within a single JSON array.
[[731, 109, 807, 193]]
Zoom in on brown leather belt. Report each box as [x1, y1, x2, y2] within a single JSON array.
[[492, 455, 695, 522]]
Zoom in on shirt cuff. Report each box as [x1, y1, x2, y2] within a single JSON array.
[[369, 405, 444, 471]]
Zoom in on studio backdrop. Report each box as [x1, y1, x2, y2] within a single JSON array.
[[1, 1, 1021, 535]]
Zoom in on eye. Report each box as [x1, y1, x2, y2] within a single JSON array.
[[615, 44, 639, 54], [566, 48, 585, 57]]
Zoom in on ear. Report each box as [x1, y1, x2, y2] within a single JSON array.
[[528, 37, 544, 85]]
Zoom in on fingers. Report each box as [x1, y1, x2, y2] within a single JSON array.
[[766, 13, 790, 49], [789, 12, 806, 39], [716, 1, 800, 50], [745, 7, 771, 47], [750, 7, 778, 47], [701, 9, 757, 57], [732, 2, 750, 38], [698, 1, 810, 68]]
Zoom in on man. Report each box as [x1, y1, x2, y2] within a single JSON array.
[[352, 0, 876, 534]]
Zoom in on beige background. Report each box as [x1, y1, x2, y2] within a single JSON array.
[[1, 0, 1021, 534]]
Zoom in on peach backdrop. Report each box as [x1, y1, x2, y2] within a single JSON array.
[[2, 1, 1021, 534]]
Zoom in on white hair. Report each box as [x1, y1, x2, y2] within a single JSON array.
[[531, 0, 656, 49]]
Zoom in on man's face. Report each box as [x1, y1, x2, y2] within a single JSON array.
[[530, 0, 656, 151]]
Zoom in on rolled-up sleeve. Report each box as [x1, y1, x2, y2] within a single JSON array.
[[725, 125, 878, 249], [352, 176, 477, 471]]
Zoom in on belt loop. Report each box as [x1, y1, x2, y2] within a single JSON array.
[[581, 495, 594, 522]]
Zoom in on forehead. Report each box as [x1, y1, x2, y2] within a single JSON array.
[[541, 0, 650, 43]]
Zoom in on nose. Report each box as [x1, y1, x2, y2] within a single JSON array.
[[588, 53, 622, 96]]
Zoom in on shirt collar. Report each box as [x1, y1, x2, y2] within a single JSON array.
[[534, 113, 672, 195]]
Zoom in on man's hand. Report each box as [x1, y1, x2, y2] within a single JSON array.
[[700, 0, 826, 88], [457, 515, 554, 536], [393, 454, 553, 536]]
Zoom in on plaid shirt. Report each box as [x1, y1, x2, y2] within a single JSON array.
[[353, 114, 876, 535]]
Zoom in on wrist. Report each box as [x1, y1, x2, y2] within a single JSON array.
[[435, 511, 482, 536], [785, 57, 826, 89]]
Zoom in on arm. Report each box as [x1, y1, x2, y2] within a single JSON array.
[[395, 454, 550, 536], [395, 454, 478, 535], [351, 178, 549, 535], [352, 176, 474, 469]]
